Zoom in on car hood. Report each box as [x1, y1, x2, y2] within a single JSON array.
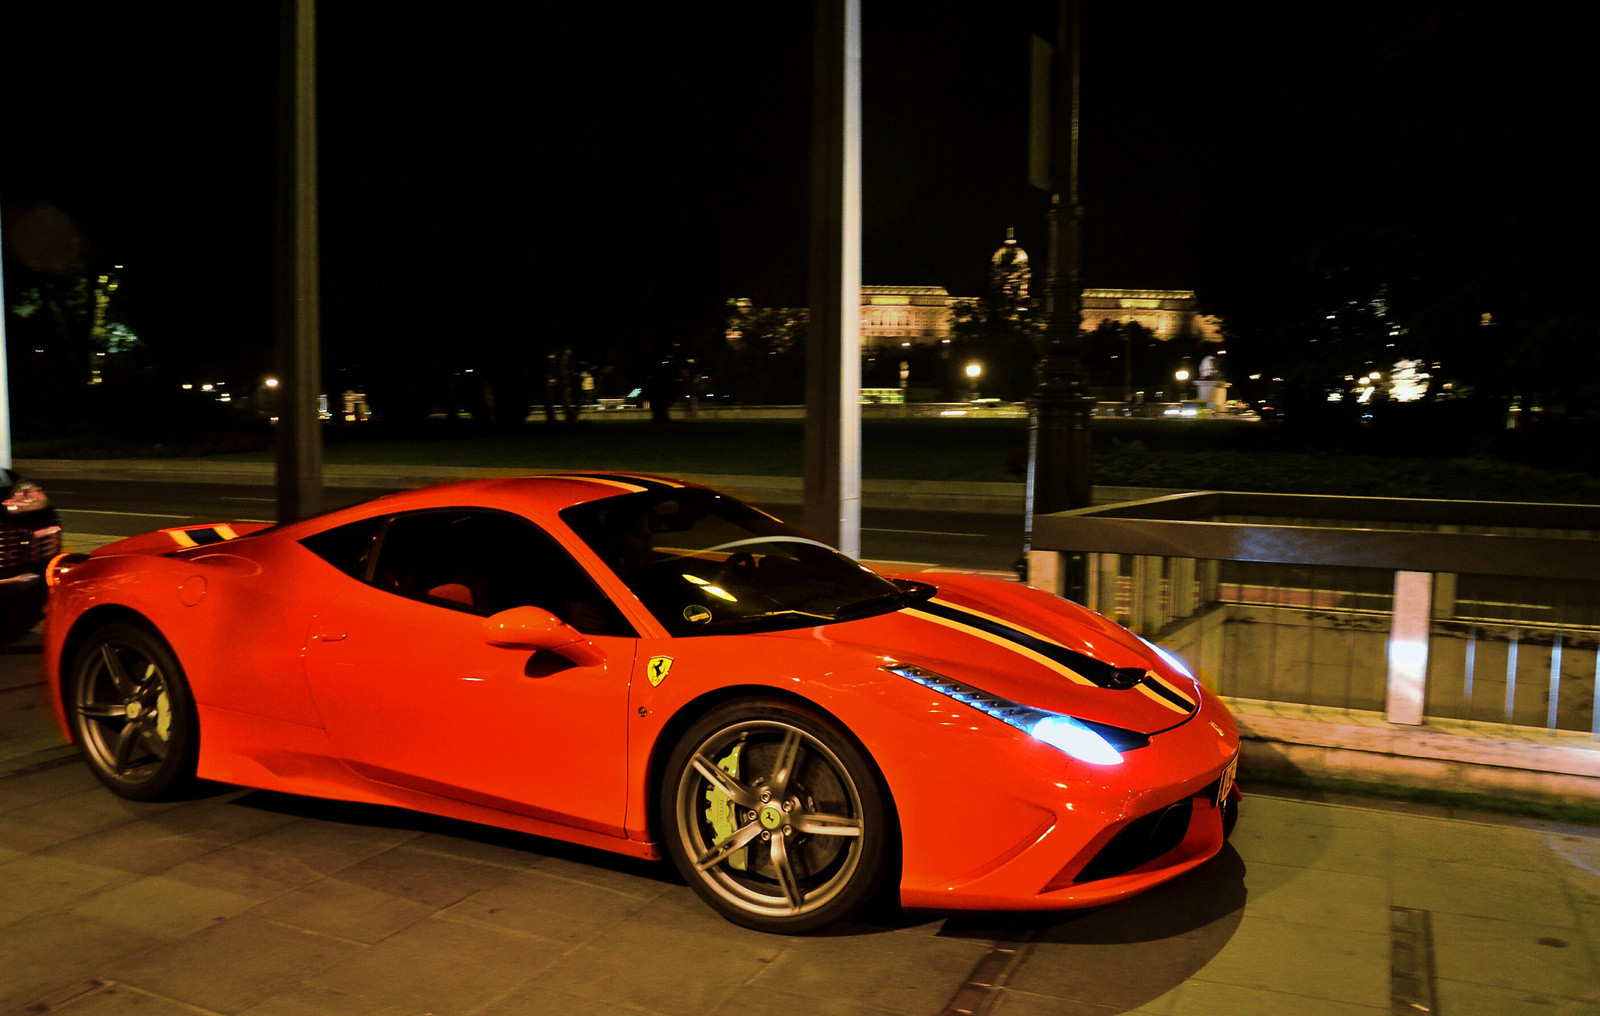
[[777, 574, 1201, 736]]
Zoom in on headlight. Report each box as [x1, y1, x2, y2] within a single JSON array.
[[3, 481, 48, 513], [884, 663, 1133, 765], [1138, 635, 1193, 680]]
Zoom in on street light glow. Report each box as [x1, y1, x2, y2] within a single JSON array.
[[264, 377, 280, 388], [1175, 369, 1191, 382], [965, 362, 983, 378]]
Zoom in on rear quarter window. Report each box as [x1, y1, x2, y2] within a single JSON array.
[[299, 516, 385, 579]]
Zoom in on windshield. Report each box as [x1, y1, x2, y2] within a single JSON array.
[[560, 489, 921, 635]]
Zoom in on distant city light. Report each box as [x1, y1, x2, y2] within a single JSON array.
[[1175, 369, 1191, 382], [182, 384, 192, 390], [965, 362, 982, 378], [201, 384, 213, 391], [264, 377, 280, 388]]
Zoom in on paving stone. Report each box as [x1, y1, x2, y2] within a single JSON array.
[[1167, 979, 1388, 1015], [708, 988, 916, 1016], [1546, 830, 1600, 907], [1430, 911, 1600, 999], [331, 842, 519, 911], [107, 915, 362, 1015], [247, 876, 436, 944], [1391, 858, 1579, 926], [1007, 924, 1229, 1013], [46, 981, 208, 1015], [234, 983, 427, 1016], [525, 847, 678, 900], [533, 898, 785, 1016], [305, 914, 564, 1012], [988, 989, 1144, 1015], [1184, 915, 1389, 1009], [1434, 977, 1600, 1015], [481, 986, 675, 1015], [0, 911, 150, 1011], [1390, 812, 1556, 871], [1228, 814, 1392, 877], [0, 854, 134, 927], [1236, 795, 1389, 830], [41, 820, 230, 877], [161, 843, 336, 903], [748, 924, 990, 1015], [444, 867, 663, 945], [1238, 861, 1389, 935], [0, 758, 91, 812], [72, 873, 260, 940], [229, 813, 421, 878]]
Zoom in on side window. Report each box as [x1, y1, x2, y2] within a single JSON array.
[[300, 516, 385, 579], [371, 510, 634, 636]]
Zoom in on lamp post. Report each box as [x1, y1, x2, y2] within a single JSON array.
[[1022, 0, 1093, 597], [965, 361, 983, 400]]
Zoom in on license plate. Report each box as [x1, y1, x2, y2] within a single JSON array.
[[1216, 755, 1238, 808]]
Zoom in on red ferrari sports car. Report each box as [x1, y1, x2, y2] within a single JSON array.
[[42, 473, 1240, 932]]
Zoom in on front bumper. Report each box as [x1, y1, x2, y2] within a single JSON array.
[[899, 686, 1240, 912]]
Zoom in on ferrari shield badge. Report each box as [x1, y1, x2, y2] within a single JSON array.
[[647, 656, 674, 687]]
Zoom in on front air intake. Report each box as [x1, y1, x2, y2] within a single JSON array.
[[1072, 798, 1193, 883]]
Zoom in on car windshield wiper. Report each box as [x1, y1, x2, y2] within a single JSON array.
[[833, 591, 906, 618], [706, 608, 837, 634]]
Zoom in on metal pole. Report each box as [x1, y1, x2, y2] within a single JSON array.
[[0, 200, 11, 470], [803, 0, 862, 557], [275, 0, 323, 521], [1023, 0, 1093, 595]]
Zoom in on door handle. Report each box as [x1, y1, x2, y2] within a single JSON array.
[[311, 631, 347, 643]]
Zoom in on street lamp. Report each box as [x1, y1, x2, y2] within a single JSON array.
[[965, 362, 983, 401]]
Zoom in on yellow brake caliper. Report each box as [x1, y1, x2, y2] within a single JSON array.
[[704, 743, 746, 870]]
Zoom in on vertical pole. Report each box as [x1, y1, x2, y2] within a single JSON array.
[[0, 203, 11, 470], [1024, 0, 1093, 595], [276, 0, 323, 522], [1386, 570, 1432, 725], [804, 0, 862, 557]]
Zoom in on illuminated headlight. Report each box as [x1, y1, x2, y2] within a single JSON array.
[[884, 663, 1125, 765], [3, 482, 48, 513], [1137, 635, 1193, 680]]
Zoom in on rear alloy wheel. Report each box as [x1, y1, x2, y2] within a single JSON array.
[[663, 700, 887, 933], [69, 622, 199, 801]]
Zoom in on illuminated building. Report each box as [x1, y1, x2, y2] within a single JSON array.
[[1079, 289, 1223, 343]]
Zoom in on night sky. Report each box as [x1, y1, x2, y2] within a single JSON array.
[[3, 2, 1596, 390]]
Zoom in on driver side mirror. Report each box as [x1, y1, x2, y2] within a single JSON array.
[[482, 606, 605, 667]]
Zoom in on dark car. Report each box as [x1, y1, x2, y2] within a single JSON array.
[[1, 468, 62, 642]]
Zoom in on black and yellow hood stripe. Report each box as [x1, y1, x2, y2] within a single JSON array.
[[906, 598, 1196, 716], [167, 524, 240, 548]]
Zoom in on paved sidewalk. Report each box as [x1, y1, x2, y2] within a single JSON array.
[[4, 629, 1598, 1016], [3, 757, 1597, 1015]]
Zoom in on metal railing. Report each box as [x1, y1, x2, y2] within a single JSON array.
[[1027, 492, 1600, 735]]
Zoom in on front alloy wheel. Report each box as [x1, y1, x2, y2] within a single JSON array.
[[663, 700, 886, 933], [70, 622, 199, 800]]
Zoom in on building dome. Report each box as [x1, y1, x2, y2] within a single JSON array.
[[991, 227, 1030, 269], [990, 227, 1031, 303]]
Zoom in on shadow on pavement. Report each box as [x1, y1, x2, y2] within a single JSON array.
[[230, 787, 678, 884]]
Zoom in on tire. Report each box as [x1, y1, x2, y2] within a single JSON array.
[[661, 698, 888, 933], [68, 622, 200, 801]]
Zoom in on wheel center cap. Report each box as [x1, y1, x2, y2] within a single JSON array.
[[758, 805, 783, 830], [126, 701, 142, 719]]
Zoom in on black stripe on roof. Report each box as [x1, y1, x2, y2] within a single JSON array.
[[918, 600, 1149, 692], [185, 528, 225, 545]]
